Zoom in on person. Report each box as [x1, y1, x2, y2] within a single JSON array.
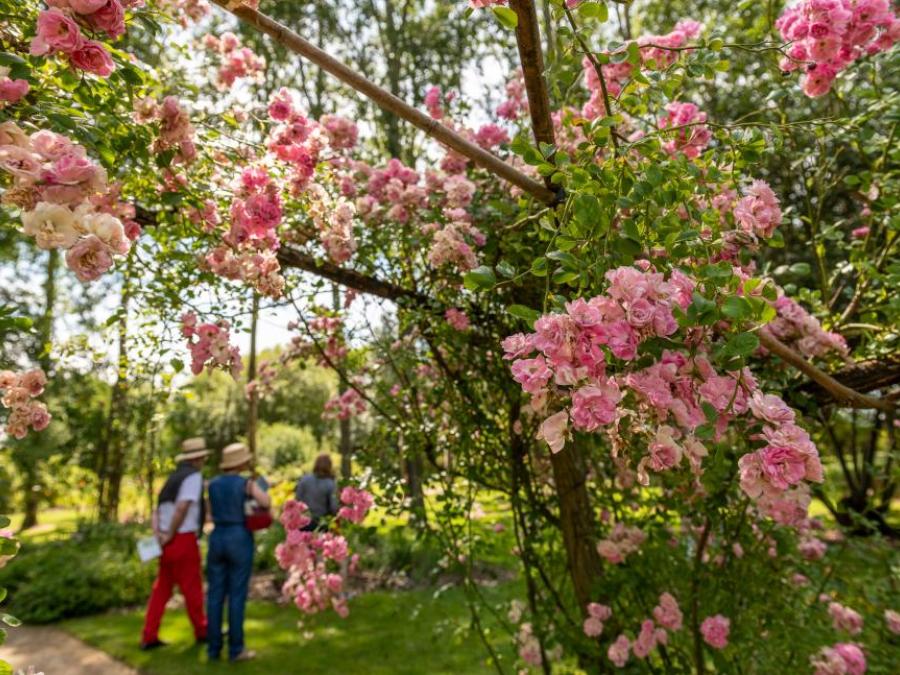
[[206, 442, 270, 662], [140, 437, 209, 650], [294, 453, 338, 530]]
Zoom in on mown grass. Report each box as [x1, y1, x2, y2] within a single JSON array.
[[64, 582, 522, 675]]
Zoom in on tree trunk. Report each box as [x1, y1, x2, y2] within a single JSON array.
[[404, 452, 427, 526], [548, 438, 602, 613], [20, 249, 60, 529], [247, 292, 260, 466], [19, 470, 40, 530], [99, 256, 134, 522]]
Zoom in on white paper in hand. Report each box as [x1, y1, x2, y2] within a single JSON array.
[[137, 536, 162, 563]]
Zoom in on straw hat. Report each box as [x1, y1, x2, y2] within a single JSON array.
[[175, 437, 210, 462], [220, 442, 252, 470]]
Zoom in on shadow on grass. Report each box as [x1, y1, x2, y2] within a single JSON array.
[[63, 583, 521, 675]]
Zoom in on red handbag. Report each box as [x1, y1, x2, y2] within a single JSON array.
[[244, 478, 273, 531]]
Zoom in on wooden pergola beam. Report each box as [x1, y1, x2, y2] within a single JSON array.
[[212, 0, 557, 205]]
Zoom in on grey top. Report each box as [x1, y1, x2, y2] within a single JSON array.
[[295, 474, 338, 519]]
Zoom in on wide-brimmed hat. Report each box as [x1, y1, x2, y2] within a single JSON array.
[[220, 442, 252, 470], [175, 437, 211, 462]]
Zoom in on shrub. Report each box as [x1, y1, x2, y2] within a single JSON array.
[[0, 521, 155, 623]]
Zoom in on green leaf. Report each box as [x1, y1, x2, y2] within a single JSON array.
[[492, 6, 518, 29], [462, 265, 497, 291], [721, 296, 752, 320], [530, 257, 549, 277], [507, 304, 541, 325], [724, 332, 759, 357], [0, 614, 20, 628], [0, 53, 25, 66], [788, 262, 811, 277], [547, 250, 579, 268], [496, 261, 516, 278], [578, 1, 608, 22]]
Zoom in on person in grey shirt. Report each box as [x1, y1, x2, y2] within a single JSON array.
[[295, 453, 339, 530]]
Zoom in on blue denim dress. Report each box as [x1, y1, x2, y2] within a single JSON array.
[[206, 474, 253, 660]]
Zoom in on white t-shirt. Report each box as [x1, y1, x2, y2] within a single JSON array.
[[157, 472, 203, 534]]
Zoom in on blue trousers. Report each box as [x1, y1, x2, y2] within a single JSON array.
[[206, 525, 253, 660]]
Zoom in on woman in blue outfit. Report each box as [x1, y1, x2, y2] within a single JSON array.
[[206, 442, 270, 662]]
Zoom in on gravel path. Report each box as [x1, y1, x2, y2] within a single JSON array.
[[1, 625, 138, 675]]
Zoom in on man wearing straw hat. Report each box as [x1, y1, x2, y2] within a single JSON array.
[[140, 437, 210, 650]]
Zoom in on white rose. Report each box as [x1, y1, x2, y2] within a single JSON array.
[[21, 202, 79, 249], [83, 210, 129, 255]]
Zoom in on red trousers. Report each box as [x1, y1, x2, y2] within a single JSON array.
[[141, 532, 207, 643]]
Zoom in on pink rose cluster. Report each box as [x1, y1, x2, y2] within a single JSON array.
[[607, 594, 685, 667], [0, 67, 29, 108], [444, 308, 470, 331], [323, 388, 366, 421], [767, 296, 848, 359], [0, 369, 51, 440], [277, 498, 366, 619], [777, 0, 899, 97], [658, 101, 712, 159], [810, 642, 867, 675], [424, 85, 446, 120], [496, 69, 527, 121], [227, 166, 283, 249], [738, 391, 824, 525], [339, 155, 484, 273], [596, 523, 646, 564], [266, 88, 328, 191], [158, 0, 211, 28], [583, 602, 612, 638], [180, 311, 243, 378], [505, 262, 824, 525], [306, 184, 357, 264], [30, 4, 124, 78], [280, 315, 348, 370], [733, 179, 782, 239], [134, 96, 197, 167], [336, 487, 374, 524], [0, 124, 134, 282], [204, 245, 285, 298], [202, 31, 266, 90], [582, 19, 703, 116], [505, 263, 695, 454]]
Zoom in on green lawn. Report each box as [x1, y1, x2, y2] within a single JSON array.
[[64, 583, 521, 675]]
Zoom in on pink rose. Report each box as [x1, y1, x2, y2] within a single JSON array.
[[570, 380, 620, 431], [537, 410, 568, 454], [69, 41, 116, 77], [700, 615, 730, 649], [30, 9, 83, 56], [884, 609, 900, 635], [86, 1, 126, 39], [70, 0, 108, 12], [45, 151, 97, 185], [28, 402, 51, 431], [0, 78, 29, 105], [758, 445, 808, 490], [19, 369, 47, 397], [65, 235, 114, 281]]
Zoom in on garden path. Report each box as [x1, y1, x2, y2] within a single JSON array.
[[1, 625, 138, 675]]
